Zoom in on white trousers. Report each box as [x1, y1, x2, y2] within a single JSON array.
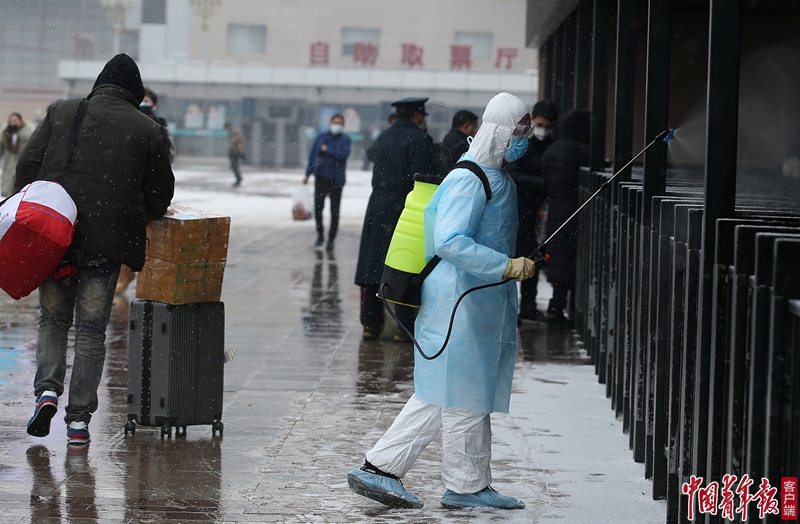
[[365, 394, 492, 494]]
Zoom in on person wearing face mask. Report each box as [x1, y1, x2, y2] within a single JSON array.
[[304, 113, 352, 251], [139, 87, 175, 164], [541, 108, 591, 327], [112, 87, 179, 296], [0, 112, 36, 197], [347, 92, 534, 511], [507, 100, 558, 322]]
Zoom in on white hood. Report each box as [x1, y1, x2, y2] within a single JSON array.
[[467, 92, 527, 168]]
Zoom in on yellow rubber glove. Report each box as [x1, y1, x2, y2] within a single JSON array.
[[502, 257, 535, 281]]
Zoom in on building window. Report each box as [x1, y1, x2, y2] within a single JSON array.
[[228, 24, 267, 54], [341, 28, 380, 57], [141, 0, 166, 24], [454, 31, 493, 61]]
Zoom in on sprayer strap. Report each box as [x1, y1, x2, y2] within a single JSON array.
[[453, 160, 492, 201], [416, 162, 489, 288], [418, 255, 441, 283]]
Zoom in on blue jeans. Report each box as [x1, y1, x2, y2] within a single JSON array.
[[34, 258, 120, 424]]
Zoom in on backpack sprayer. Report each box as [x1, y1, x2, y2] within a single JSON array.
[[379, 128, 675, 360]]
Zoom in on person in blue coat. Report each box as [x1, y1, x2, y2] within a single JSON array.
[[347, 92, 536, 510], [304, 113, 352, 251]]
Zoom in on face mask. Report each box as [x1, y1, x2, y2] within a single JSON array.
[[139, 103, 153, 117], [504, 136, 529, 162], [7, 124, 19, 133], [533, 127, 550, 141], [329, 124, 343, 135]]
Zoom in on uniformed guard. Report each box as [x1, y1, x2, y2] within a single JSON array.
[[354, 97, 438, 341]]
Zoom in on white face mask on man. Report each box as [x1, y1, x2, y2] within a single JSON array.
[[329, 124, 344, 135], [532, 126, 550, 141]]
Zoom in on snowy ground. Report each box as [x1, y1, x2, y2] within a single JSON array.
[[167, 158, 667, 523]]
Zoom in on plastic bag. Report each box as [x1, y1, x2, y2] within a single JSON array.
[[292, 185, 313, 221]]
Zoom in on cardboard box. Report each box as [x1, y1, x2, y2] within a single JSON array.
[[144, 213, 230, 264], [136, 256, 226, 304], [136, 205, 231, 304]]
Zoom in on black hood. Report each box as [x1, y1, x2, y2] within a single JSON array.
[[556, 109, 591, 145], [92, 54, 145, 103]]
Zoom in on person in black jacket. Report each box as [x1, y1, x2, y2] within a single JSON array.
[[541, 108, 590, 327], [508, 100, 558, 322], [439, 109, 478, 175], [16, 54, 174, 446], [355, 97, 437, 340]]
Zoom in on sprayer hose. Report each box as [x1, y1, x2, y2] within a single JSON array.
[[379, 278, 510, 360]]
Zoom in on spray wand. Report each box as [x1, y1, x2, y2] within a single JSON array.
[[529, 128, 675, 263], [384, 128, 675, 361]]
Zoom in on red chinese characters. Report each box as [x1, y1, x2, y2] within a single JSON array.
[[309, 41, 329, 66], [450, 44, 472, 70], [495, 47, 518, 69], [401, 43, 423, 67], [354, 42, 377, 66], [784, 477, 798, 520], [683, 475, 782, 521]]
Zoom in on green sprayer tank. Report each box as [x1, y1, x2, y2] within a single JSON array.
[[380, 173, 443, 307]]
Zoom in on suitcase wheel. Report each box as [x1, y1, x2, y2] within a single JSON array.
[[212, 420, 224, 437], [124, 421, 136, 437]]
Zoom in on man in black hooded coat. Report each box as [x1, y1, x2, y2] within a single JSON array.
[[17, 54, 174, 445], [541, 109, 590, 326]]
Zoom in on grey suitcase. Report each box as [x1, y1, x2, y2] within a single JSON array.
[[126, 299, 225, 437]]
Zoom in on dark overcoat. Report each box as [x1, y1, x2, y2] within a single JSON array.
[[15, 84, 175, 271], [438, 127, 469, 176], [354, 117, 437, 286], [508, 134, 552, 257], [541, 109, 590, 285]]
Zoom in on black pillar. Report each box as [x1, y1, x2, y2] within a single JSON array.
[[553, 25, 565, 108], [694, 0, 740, 498], [576, 0, 593, 108], [543, 36, 555, 101], [612, 0, 638, 180], [563, 10, 577, 111], [642, 0, 670, 502], [642, 0, 670, 224], [590, 0, 609, 173]]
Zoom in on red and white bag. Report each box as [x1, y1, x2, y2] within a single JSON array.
[[0, 181, 77, 299]]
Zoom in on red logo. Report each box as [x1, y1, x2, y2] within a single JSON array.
[[683, 475, 784, 520], [783, 477, 798, 520]]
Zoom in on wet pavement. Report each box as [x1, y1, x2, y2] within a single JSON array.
[[0, 165, 666, 523]]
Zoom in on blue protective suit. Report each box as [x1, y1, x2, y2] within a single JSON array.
[[413, 151, 519, 414]]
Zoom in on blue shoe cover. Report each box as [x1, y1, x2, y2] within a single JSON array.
[[347, 468, 424, 509], [441, 486, 525, 509]]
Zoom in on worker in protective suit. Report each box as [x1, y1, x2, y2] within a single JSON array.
[[347, 92, 536, 510]]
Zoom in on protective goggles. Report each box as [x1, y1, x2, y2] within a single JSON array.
[[510, 123, 535, 139]]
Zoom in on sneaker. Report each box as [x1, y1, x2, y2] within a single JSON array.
[[440, 486, 525, 509], [67, 421, 90, 446], [27, 391, 58, 437], [315, 235, 324, 248], [326, 239, 334, 252], [347, 467, 424, 509]]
